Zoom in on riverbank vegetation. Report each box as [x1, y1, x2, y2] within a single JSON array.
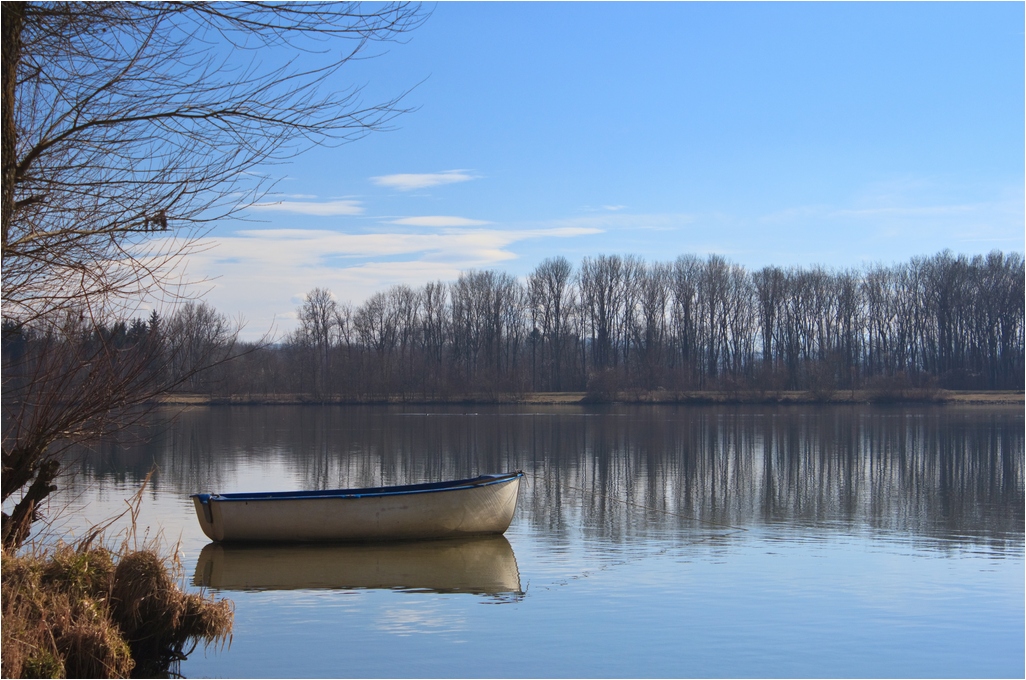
[[1, 477, 234, 679], [2, 543, 233, 678], [18, 249, 1016, 405], [282, 250, 1024, 398]]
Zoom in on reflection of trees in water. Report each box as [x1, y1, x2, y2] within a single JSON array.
[[63, 405, 1023, 547]]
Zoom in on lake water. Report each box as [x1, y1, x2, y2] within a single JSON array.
[[35, 404, 1025, 678]]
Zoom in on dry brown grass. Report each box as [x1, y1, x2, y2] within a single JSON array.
[[3, 544, 134, 678], [1, 475, 233, 678], [109, 550, 233, 677]]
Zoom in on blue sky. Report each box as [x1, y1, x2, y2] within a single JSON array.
[[172, 2, 1024, 339]]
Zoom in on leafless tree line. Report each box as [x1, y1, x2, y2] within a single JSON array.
[[155, 249, 1023, 399]]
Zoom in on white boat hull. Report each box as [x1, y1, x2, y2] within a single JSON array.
[[191, 473, 523, 543]]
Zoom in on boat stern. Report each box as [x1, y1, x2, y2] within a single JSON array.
[[191, 494, 222, 541]]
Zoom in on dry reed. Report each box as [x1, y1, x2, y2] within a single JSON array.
[[1, 473, 233, 678]]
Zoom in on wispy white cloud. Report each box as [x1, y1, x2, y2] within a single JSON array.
[[250, 199, 364, 216], [371, 170, 476, 191], [390, 216, 492, 227], [207, 226, 600, 264], [602, 205, 627, 211], [168, 224, 600, 340]]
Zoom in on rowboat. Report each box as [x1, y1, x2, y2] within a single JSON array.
[[192, 535, 522, 594], [190, 472, 524, 543]]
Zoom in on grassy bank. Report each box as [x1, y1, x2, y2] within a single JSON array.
[[2, 544, 232, 678], [160, 389, 1025, 406], [1, 478, 233, 679]]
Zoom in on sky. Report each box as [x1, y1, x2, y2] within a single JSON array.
[[165, 2, 1024, 340]]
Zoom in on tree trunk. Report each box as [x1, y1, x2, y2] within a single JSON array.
[[1, 1, 24, 253]]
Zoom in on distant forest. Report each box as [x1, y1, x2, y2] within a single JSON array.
[[5, 250, 1024, 400]]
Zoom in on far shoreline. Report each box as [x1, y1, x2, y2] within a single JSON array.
[[159, 389, 1025, 407]]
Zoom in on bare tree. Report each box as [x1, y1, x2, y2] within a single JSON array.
[[1, 1, 424, 547], [862, 263, 898, 379], [165, 301, 236, 393], [418, 281, 450, 394], [1, 307, 238, 547], [388, 285, 420, 396], [696, 255, 730, 385], [494, 271, 528, 391], [617, 255, 645, 378], [294, 288, 340, 395], [669, 254, 701, 387], [353, 290, 400, 393], [529, 257, 574, 390], [579, 255, 625, 372], [635, 262, 670, 388], [4, 2, 423, 321], [753, 265, 787, 386]]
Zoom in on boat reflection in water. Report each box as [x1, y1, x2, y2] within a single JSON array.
[[193, 535, 522, 597]]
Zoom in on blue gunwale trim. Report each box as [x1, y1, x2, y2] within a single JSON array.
[[191, 471, 523, 503]]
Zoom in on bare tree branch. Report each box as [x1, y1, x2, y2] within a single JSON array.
[[1, 0, 425, 548]]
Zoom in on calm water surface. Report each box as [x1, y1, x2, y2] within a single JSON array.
[[37, 404, 1025, 678]]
